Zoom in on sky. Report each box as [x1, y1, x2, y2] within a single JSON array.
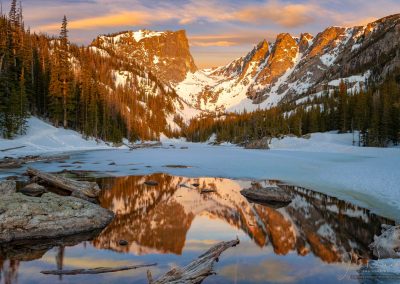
[[3, 0, 400, 68]]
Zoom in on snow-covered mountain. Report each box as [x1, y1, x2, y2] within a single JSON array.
[[91, 29, 197, 84], [88, 14, 400, 126], [176, 14, 400, 114]]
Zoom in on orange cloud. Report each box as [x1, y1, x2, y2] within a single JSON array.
[[234, 0, 320, 27], [191, 41, 237, 47], [36, 0, 325, 32], [36, 11, 173, 31]]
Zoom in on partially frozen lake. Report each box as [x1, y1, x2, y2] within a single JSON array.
[[0, 174, 395, 283]]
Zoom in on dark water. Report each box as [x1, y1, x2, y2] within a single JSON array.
[[0, 174, 395, 284]]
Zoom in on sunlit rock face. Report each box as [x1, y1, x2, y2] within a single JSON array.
[[91, 30, 197, 84], [175, 14, 400, 114], [94, 174, 394, 264]]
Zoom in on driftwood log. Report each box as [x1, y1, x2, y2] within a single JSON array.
[[41, 263, 157, 275], [0, 154, 69, 169], [148, 239, 239, 284], [27, 167, 100, 202]]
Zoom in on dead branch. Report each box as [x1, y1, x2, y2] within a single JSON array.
[[41, 263, 157, 275], [149, 239, 239, 284]]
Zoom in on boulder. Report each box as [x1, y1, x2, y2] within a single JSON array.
[[370, 224, 400, 259], [0, 180, 16, 195], [244, 137, 270, 149], [19, 183, 46, 197], [240, 186, 292, 207], [0, 192, 114, 243]]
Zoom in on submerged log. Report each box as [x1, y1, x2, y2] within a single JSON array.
[[26, 167, 100, 202], [370, 224, 400, 259], [240, 185, 292, 206], [148, 239, 239, 284], [41, 263, 157, 275]]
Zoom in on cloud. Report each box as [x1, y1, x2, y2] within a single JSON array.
[[191, 41, 237, 47], [233, 0, 320, 28], [34, 0, 326, 32]]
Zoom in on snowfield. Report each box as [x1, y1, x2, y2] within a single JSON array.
[[0, 117, 113, 156], [1, 117, 400, 221]]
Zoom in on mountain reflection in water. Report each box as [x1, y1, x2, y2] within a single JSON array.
[[95, 174, 393, 263], [0, 173, 395, 284]]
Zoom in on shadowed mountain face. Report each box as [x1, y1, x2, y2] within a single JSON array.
[[94, 174, 394, 263]]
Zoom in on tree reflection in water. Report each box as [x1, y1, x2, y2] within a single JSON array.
[[0, 174, 395, 284], [94, 174, 394, 264]]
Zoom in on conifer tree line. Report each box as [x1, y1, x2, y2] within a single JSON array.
[[184, 73, 400, 147], [1, 0, 399, 147], [0, 0, 180, 142]]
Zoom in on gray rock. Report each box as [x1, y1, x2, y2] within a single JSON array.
[[241, 186, 292, 207], [119, 240, 129, 246], [19, 183, 46, 197], [0, 192, 114, 243], [0, 180, 16, 195]]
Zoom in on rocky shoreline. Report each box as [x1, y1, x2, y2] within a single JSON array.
[[0, 171, 114, 244]]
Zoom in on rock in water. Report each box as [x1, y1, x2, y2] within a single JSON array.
[[370, 225, 400, 259], [240, 186, 292, 207], [0, 192, 114, 243], [19, 183, 46, 197], [0, 181, 16, 195]]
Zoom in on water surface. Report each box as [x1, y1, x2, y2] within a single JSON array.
[[0, 174, 395, 283]]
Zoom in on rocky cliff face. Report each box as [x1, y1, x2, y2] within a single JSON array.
[[87, 14, 400, 123], [176, 14, 400, 114], [91, 30, 197, 84]]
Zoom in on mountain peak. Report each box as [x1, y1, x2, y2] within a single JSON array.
[[91, 29, 197, 83]]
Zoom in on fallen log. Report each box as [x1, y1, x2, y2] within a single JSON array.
[[148, 239, 239, 284], [41, 263, 157, 275], [27, 167, 100, 202]]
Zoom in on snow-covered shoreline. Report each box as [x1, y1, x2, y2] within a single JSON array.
[[1, 117, 400, 221]]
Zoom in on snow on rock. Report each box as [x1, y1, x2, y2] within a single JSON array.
[[360, 259, 400, 276], [112, 70, 132, 87], [370, 225, 400, 259], [89, 46, 109, 57]]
